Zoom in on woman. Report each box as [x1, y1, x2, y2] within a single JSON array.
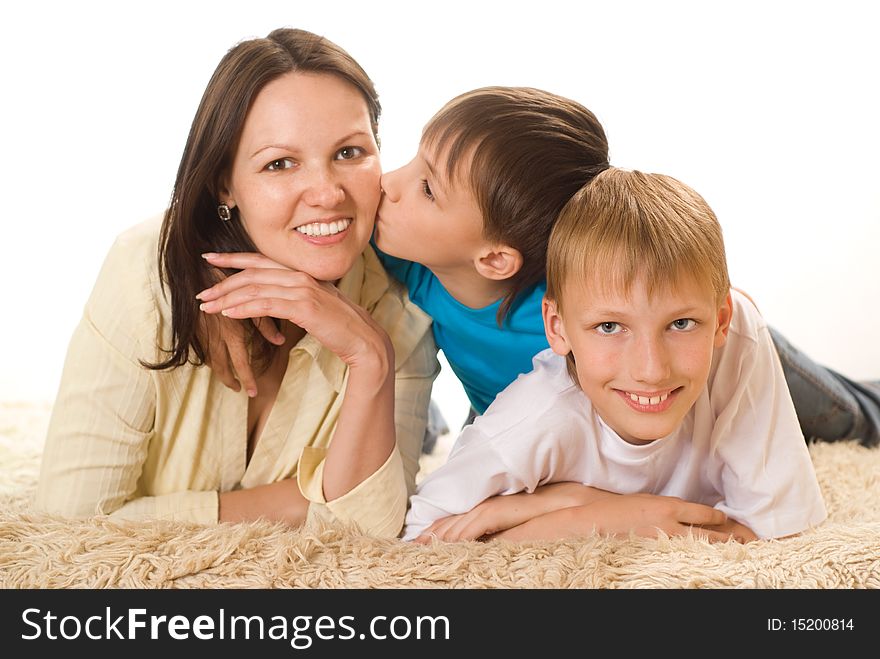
[[35, 28, 438, 538]]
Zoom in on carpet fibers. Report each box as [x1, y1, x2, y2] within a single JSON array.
[[1, 402, 878, 588]]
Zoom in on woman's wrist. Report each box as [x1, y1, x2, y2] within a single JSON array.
[[346, 331, 394, 383]]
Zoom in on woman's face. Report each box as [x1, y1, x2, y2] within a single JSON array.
[[222, 72, 381, 282]]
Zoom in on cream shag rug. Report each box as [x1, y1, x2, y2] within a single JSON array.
[[1, 402, 878, 589]]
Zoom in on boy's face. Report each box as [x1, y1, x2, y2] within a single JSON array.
[[374, 139, 485, 271], [543, 273, 732, 445]]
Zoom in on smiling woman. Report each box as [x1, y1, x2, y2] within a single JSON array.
[[34, 28, 439, 538], [219, 72, 381, 283]]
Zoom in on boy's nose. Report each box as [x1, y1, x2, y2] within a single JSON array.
[[379, 168, 401, 202], [629, 336, 671, 385]]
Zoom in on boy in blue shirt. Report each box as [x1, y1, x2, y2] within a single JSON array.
[[374, 86, 879, 447]]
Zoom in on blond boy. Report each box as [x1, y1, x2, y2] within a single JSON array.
[[404, 169, 826, 542]]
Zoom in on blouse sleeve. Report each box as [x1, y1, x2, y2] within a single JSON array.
[[297, 324, 440, 538], [35, 229, 219, 523]]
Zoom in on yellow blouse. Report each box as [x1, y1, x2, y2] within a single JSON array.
[[35, 216, 438, 537]]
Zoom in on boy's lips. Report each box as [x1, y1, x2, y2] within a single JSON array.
[[615, 386, 682, 413]]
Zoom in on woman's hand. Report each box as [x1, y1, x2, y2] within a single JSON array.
[[197, 252, 392, 371], [199, 251, 397, 504], [199, 309, 285, 397]]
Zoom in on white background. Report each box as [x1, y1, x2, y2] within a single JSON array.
[[2, 0, 878, 433]]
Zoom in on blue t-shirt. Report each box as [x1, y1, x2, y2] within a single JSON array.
[[375, 247, 548, 414]]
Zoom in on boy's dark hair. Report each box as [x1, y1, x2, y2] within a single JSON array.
[[423, 87, 609, 323]]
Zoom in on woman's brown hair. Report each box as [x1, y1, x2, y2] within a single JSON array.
[[147, 28, 380, 371], [422, 87, 609, 324]]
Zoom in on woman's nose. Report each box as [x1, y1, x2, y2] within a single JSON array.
[[302, 167, 345, 207]]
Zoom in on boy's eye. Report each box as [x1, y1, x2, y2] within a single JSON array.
[[596, 322, 622, 335], [670, 318, 697, 331], [336, 146, 364, 160], [266, 158, 295, 171], [421, 179, 435, 201]]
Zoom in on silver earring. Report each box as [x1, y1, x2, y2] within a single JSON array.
[[217, 203, 232, 222]]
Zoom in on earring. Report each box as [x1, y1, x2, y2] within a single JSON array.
[[217, 203, 232, 222]]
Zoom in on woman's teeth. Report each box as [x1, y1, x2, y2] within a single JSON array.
[[628, 391, 669, 406], [296, 218, 352, 236]]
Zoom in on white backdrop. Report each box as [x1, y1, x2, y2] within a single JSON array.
[[2, 0, 878, 432]]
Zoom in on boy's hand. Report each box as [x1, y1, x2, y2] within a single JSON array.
[[414, 495, 537, 543], [697, 517, 758, 543], [493, 493, 754, 544], [413, 482, 615, 543]]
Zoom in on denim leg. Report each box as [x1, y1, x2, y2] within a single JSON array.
[[770, 327, 880, 447], [421, 398, 451, 455]]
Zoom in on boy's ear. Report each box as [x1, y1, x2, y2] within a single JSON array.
[[713, 292, 734, 348], [543, 296, 572, 356], [473, 244, 523, 281]]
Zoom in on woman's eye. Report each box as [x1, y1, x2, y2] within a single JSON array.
[[596, 322, 622, 335], [336, 146, 364, 160], [670, 318, 697, 331], [421, 179, 434, 201], [266, 158, 295, 171]]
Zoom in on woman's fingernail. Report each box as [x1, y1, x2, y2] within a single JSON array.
[[247, 388, 257, 398], [202, 253, 217, 259]]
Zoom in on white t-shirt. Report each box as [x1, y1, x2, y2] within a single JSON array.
[[404, 291, 827, 540]]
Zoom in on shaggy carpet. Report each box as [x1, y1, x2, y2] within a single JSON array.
[[1, 402, 878, 589]]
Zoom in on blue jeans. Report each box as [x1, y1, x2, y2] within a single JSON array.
[[421, 399, 450, 455], [770, 327, 880, 447]]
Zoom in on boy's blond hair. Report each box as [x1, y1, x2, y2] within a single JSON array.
[[546, 168, 731, 382]]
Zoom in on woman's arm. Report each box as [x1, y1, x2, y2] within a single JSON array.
[[36, 230, 222, 523], [198, 251, 432, 536], [218, 479, 309, 524]]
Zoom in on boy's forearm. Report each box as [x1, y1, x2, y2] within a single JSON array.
[[486, 483, 615, 531], [491, 505, 591, 542], [531, 482, 616, 509], [483, 485, 617, 541]]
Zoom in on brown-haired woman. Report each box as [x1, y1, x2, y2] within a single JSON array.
[[35, 28, 438, 537]]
